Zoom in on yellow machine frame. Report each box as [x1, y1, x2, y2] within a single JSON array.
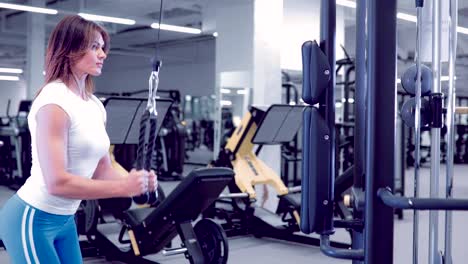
[[225, 110, 289, 199]]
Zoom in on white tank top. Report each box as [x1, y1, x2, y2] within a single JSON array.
[[17, 81, 110, 215]]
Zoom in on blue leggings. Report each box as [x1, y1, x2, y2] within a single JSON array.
[[0, 194, 82, 264]]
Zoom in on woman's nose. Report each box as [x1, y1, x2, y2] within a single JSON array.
[[98, 48, 107, 59]]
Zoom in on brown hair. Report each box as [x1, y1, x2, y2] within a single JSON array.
[[38, 15, 110, 97]]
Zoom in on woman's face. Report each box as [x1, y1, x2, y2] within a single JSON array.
[[73, 32, 107, 78]]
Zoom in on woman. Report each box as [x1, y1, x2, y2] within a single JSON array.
[[0, 15, 157, 264]]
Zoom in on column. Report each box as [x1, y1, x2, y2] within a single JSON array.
[[26, 0, 46, 98]]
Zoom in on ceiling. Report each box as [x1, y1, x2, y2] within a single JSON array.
[[2, 0, 468, 94], [0, 0, 209, 67]]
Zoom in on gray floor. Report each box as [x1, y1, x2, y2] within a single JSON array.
[[1, 164, 468, 263]]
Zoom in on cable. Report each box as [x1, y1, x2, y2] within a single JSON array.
[[152, 0, 164, 71]]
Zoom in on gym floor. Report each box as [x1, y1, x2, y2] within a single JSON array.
[[1, 164, 468, 263]]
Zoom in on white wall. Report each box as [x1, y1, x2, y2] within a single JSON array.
[[282, 0, 346, 71], [0, 79, 27, 117], [281, 0, 320, 71], [95, 37, 216, 98]]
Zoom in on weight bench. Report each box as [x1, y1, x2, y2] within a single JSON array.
[[247, 104, 350, 248], [94, 167, 234, 264], [211, 104, 336, 246], [250, 104, 304, 213], [224, 104, 304, 200]]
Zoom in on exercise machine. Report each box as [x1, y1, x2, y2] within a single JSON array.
[[76, 97, 233, 263], [208, 104, 352, 248], [91, 167, 233, 264], [76, 96, 173, 253], [94, 89, 188, 181], [301, 1, 468, 263], [157, 90, 186, 181], [0, 100, 32, 189]]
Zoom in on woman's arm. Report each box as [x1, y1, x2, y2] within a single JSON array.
[[36, 105, 147, 200], [92, 153, 128, 181], [93, 151, 158, 193]]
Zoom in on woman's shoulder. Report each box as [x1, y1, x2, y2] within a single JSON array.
[[30, 81, 74, 118], [40, 80, 69, 95], [35, 81, 77, 105]]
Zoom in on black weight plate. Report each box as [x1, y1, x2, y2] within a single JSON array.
[[401, 64, 432, 96], [194, 219, 229, 264], [400, 97, 431, 128], [75, 200, 98, 235]]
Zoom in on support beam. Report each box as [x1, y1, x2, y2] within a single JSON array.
[[353, 0, 366, 263], [364, 0, 397, 263], [26, 0, 45, 98]]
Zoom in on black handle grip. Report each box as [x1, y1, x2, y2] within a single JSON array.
[[133, 193, 149, 204]]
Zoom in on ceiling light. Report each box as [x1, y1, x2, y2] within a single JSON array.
[[0, 67, 23, 74], [221, 88, 231, 94], [336, 1, 418, 23], [336, 0, 356, 9], [441, 75, 457, 81], [337, 0, 468, 36], [457, 26, 468, 35], [213, 32, 218, 37], [397, 13, 417, 23], [0, 2, 57, 14], [78, 13, 136, 25], [221, 100, 232, 106], [151, 23, 201, 34], [0, 75, 20, 81]]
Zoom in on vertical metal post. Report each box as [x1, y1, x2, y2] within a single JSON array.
[[353, 0, 366, 262], [319, 0, 336, 233], [364, 0, 397, 263], [445, 0, 458, 263], [413, 4, 423, 263], [429, 0, 441, 263], [355, 0, 366, 189], [213, 83, 221, 161], [343, 66, 355, 123]]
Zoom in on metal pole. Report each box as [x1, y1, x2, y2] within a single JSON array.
[[213, 83, 221, 161], [429, 0, 442, 263], [353, 0, 366, 262], [319, 0, 336, 233], [445, 0, 458, 263], [354, 0, 366, 189], [364, 0, 397, 263], [413, 4, 423, 263], [343, 66, 355, 123]]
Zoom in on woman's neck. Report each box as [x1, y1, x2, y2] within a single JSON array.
[[69, 72, 88, 100]]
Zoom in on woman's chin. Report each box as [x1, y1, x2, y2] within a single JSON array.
[[89, 70, 102, 76]]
